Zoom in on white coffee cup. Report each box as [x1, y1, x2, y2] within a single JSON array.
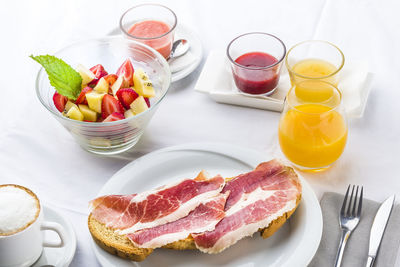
[[0, 185, 66, 267]]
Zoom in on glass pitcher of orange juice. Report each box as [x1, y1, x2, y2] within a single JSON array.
[[278, 80, 347, 172]]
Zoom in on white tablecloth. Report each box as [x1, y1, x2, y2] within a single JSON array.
[[1, 0, 399, 266]]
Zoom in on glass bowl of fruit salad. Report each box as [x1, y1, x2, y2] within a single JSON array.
[[34, 36, 171, 155]]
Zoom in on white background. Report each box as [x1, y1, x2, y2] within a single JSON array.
[[0, 0, 399, 266]]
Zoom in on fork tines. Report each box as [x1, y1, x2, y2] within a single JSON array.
[[341, 184, 363, 218]]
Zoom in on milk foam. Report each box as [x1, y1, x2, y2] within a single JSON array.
[[0, 186, 39, 234]]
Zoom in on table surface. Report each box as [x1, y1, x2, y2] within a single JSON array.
[[1, 0, 399, 266]]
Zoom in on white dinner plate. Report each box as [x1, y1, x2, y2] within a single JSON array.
[[109, 24, 203, 83], [33, 205, 77, 267], [91, 143, 322, 267]]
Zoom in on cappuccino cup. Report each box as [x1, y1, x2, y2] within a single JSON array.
[[0, 184, 66, 267]]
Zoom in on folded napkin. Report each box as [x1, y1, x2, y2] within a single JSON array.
[[195, 50, 373, 118], [309, 192, 400, 267]]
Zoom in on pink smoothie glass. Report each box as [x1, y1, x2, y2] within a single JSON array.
[[120, 4, 177, 59]]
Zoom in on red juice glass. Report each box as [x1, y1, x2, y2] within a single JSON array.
[[120, 4, 177, 59], [227, 32, 286, 95]]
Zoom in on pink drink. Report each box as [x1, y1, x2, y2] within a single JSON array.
[[128, 20, 173, 59]]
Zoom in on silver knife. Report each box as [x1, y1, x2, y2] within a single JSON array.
[[366, 195, 395, 267]]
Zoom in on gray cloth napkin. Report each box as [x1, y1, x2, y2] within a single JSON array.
[[309, 192, 400, 267]]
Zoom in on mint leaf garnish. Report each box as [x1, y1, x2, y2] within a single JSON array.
[[30, 55, 82, 100]]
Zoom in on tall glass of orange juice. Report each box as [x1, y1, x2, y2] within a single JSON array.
[[278, 80, 347, 172], [286, 40, 345, 86]]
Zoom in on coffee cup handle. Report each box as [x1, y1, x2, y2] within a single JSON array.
[[41, 221, 66, 248]]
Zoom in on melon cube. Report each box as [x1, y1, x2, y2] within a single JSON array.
[[111, 76, 124, 97], [124, 109, 135, 119], [141, 83, 155, 98], [133, 69, 155, 98], [66, 106, 84, 121], [135, 68, 149, 81], [86, 92, 105, 113], [130, 96, 149, 115], [90, 137, 111, 147], [94, 77, 109, 94], [78, 104, 97, 122], [65, 101, 78, 112], [76, 64, 96, 85]]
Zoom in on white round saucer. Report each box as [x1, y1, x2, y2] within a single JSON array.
[[109, 24, 203, 83], [32, 205, 77, 267]]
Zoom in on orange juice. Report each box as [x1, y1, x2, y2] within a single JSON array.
[[278, 103, 347, 169], [290, 58, 338, 86]]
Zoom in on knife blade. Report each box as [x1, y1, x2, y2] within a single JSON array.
[[366, 195, 395, 267]]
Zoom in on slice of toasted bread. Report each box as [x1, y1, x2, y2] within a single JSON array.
[[88, 214, 153, 262], [260, 193, 301, 239], [88, 173, 301, 261]]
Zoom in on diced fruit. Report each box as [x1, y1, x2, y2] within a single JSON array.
[[103, 74, 118, 94], [93, 77, 109, 94], [53, 92, 68, 112], [104, 74, 118, 86], [46, 59, 154, 123], [101, 94, 124, 119], [116, 59, 134, 87], [116, 88, 139, 109], [90, 137, 111, 147], [130, 96, 149, 115], [66, 106, 84, 121], [90, 64, 108, 79], [65, 100, 78, 112], [133, 68, 155, 98], [78, 104, 97, 122], [75, 86, 93, 105], [124, 109, 135, 118], [135, 67, 149, 81], [88, 64, 108, 87], [103, 112, 125, 122], [76, 64, 96, 85], [144, 97, 150, 108], [86, 92, 105, 113], [111, 76, 124, 96]]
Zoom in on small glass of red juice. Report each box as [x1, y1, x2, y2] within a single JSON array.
[[227, 32, 286, 96], [120, 4, 177, 59]]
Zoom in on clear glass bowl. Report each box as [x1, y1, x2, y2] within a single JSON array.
[[35, 37, 171, 155]]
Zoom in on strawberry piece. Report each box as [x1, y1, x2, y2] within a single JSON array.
[[103, 112, 125, 122], [103, 74, 118, 94], [144, 97, 150, 108], [88, 64, 108, 87], [75, 86, 93, 105], [101, 94, 124, 119], [104, 74, 118, 86], [116, 59, 134, 87], [116, 88, 139, 109], [90, 64, 108, 78], [53, 92, 68, 112]]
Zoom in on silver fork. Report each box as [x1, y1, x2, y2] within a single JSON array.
[[334, 185, 363, 267]]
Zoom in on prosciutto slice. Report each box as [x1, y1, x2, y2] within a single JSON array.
[[128, 192, 229, 248], [90, 174, 225, 234], [192, 160, 301, 253]]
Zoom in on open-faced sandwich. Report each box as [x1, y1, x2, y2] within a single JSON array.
[[88, 159, 302, 261]]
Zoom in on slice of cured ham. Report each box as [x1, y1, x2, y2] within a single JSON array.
[[192, 160, 301, 253], [90, 174, 225, 234], [127, 192, 229, 248]]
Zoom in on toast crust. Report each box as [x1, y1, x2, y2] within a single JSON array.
[[88, 170, 302, 261], [88, 214, 153, 262]]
